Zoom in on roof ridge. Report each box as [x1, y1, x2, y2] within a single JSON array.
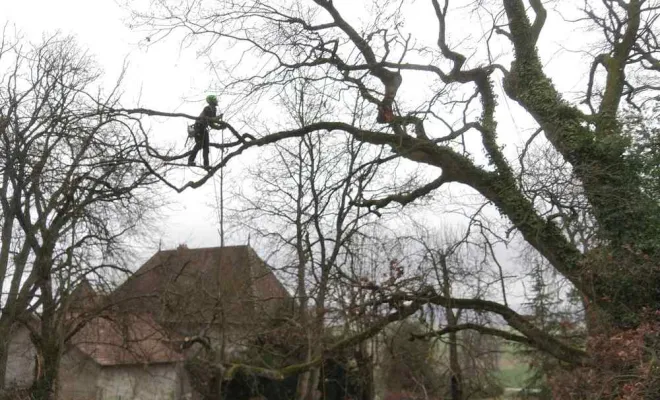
[[156, 244, 251, 253]]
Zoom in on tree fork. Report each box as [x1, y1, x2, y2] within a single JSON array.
[[502, 0, 660, 325]]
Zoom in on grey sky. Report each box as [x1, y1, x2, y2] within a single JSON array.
[[4, 0, 592, 313], [5, 0, 251, 260]]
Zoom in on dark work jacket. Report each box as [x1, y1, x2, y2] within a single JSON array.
[[195, 105, 217, 132]]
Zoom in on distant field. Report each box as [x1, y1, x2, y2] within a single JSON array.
[[409, 336, 541, 399], [494, 342, 535, 389], [495, 363, 533, 388], [428, 336, 536, 390]]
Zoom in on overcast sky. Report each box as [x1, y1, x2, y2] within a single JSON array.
[[5, 0, 249, 263], [3, 0, 594, 313]]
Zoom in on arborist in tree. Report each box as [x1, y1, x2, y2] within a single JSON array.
[[188, 95, 224, 168], [376, 70, 402, 124]]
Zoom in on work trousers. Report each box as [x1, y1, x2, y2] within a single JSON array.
[[188, 128, 210, 167]]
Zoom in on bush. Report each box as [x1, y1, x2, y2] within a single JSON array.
[[549, 316, 660, 400], [381, 321, 446, 398]]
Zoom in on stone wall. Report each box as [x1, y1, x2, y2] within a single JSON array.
[[96, 363, 185, 400], [4, 326, 194, 400], [57, 347, 101, 400], [4, 325, 35, 388]]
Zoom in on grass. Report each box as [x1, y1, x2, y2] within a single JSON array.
[[494, 342, 535, 388], [485, 342, 547, 399], [495, 363, 534, 388]]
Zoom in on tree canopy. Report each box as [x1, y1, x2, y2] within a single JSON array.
[[112, 0, 660, 396]]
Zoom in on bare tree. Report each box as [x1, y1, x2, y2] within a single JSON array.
[[0, 32, 165, 400], [226, 79, 387, 399], [116, 0, 660, 394], [384, 224, 512, 400]]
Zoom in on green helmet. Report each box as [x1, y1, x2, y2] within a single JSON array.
[[206, 95, 218, 106]]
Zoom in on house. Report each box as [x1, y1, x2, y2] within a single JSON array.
[[4, 245, 294, 400], [111, 245, 293, 344], [4, 300, 190, 400]]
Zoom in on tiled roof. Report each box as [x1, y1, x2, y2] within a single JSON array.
[[71, 313, 183, 366], [111, 246, 292, 325], [64, 246, 292, 366], [68, 279, 104, 311]]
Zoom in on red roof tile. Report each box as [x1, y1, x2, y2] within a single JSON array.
[[111, 246, 292, 325], [71, 313, 183, 366], [68, 279, 104, 312], [64, 246, 292, 366]]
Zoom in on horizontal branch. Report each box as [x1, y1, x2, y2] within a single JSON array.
[[410, 322, 535, 346], [221, 299, 424, 381], [109, 107, 200, 121], [399, 291, 590, 366], [356, 174, 448, 208], [220, 289, 589, 383], [122, 111, 584, 301]]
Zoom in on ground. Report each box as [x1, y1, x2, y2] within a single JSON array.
[[484, 342, 542, 400]]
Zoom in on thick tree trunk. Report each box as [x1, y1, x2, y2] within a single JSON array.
[[297, 371, 311, 400], [296, 348, 320, 400], [448, 330, 463, 400], [30, 346, 60, 400], [441, 256, 463, 400], [499, 0, 660, 327], [304, 368, 320, 400], [30, 249, 60, 400], [300, 312, 323, 400], [0, 342, 7, 390], [502, 0, 655, 248], [355, 343, 374, 400]]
